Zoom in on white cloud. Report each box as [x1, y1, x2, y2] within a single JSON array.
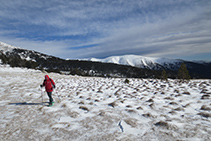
[[0, 0, 211, 60]]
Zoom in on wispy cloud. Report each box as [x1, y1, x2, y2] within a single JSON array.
[[0, 0, 211, 60]]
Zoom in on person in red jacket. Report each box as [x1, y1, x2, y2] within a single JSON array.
[[40, 75, 56, 106]]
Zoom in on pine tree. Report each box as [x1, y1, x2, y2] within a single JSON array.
[[161, 69, 168, 81], [124, 78, 130, 84], [178, 63, 190, 82], [0, 53, 7, 64]]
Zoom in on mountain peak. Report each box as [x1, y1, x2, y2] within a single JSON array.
[[89, 55, 182, 70], [0, 41, 20, 53]]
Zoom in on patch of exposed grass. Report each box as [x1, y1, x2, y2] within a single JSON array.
[[136, 106, 143, 110], [164, 97, 174, 100], [142, 113, 155, 118], [79, 106, 89, 112], [154, 121, 168, 127], [201, 94, 210, 100], [154, 121, 178, 130], [169, 102, 178, 105], [108, 101, 117, 108], [146, 98, 154, 102], [78, 101, 85, 105], [200, 105, 211, 111], [182, 91, 190, 95], [124, 118, 138, 128], [126, 109, 137, 114], [126, 105, 132, 108], [198, 112, 211, 118], [174, 107, 184, 111]]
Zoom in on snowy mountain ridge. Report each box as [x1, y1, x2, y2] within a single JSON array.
[[0, 41, 20, 53], [89, 55, 183, 70]]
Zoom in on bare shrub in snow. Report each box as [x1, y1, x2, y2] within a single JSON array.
[[154, 121, 178, 130], [200, 105, 211, 111], [149, 103, 155, 109], [126, 105, 132, 108], [108, 101, 117, 108], [174, 89, 180, 93], [146, 98, 154, 102], [142, 113, 156, 118], [79, 106, 89, 112], [114, 89, 121, 97], [182, 91, 191, 95], [68, 111, 79, 118], [164, 97, 174, 100], [78, 101, 85, 105], [201, 94, 210, 100], [126, 109, 137, 114], [169, 110, 177, 115], [198, 112, 211, 118], [183, 103, 191, 108], [175, 94, 182, 97], [199, 82, 208, 87], [97, 87, 103, 93], [200, 89, 208, 94], [76, 91, 80, 96], [124, 118, 138, 128], [169, 101, 178, 105], [89, 102, 94, 105], [98, 110, 106, 116], [94, 99, 100, 102], [136, 106, 143, 110], [61, 103, 68, 108], [174, 107, 185, 111], [86, 97, 91, 100], [38, 107, 44, 111], [154, 121, 168, 127], [79, 96, 84, 99], [161, 91, 165, 94]]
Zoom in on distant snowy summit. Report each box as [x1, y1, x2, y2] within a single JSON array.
[[89, 55, 183, 70]]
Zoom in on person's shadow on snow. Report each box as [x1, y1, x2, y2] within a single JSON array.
[[9, 102, 48, 106]]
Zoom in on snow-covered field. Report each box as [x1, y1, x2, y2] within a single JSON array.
[[0, 65, 210, 141]]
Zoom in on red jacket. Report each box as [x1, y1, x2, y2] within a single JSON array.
[[42, 75, 55, 92]]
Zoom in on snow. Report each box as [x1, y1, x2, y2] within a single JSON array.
[[0, 41, 19, 53], [89, 54, 183, 70], [0, 65, 211, 140], [90, 55, 157, 68]]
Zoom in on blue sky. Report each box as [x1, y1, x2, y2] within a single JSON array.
[[0, 0, 211, 61]]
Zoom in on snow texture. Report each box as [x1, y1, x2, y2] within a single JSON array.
[[0, 65, 211, 141]]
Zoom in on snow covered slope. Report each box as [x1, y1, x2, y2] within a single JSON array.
[[0, 41, 51, 61], [0, 65, 210, 140], [0, 41, 20, 53], [90, 55, 182, 70]]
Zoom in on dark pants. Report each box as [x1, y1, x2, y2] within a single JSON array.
[[47, 92, 54, 105]]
